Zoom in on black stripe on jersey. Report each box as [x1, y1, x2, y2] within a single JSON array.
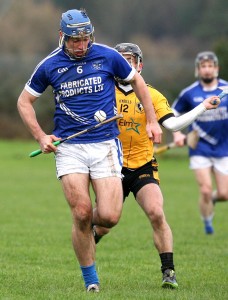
[[115, 82, 135, 96], [159, 113, 174, 125], [115, 82, 153, 96]]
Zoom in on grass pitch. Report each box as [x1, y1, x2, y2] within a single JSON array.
[[0, 140, 228, 300]]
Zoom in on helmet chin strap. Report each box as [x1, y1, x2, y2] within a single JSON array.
[[58, 34, 65, 48]]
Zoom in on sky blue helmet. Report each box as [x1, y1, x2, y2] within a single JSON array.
[[59, 9, 94, 57], [60, 9, 94, 38]]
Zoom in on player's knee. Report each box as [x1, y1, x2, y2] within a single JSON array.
[[100, 212, 120, 228], [201, 186, 213, 199], [148, 208, 165, 226], [72, 203, 92, 227]]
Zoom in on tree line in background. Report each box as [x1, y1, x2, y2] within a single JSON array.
[[0, 0, 227, 139]]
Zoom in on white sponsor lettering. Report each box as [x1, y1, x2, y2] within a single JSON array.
[[197, 107, 228, 122], [58, 67, 68, 73], [60, 76, 103, 97]]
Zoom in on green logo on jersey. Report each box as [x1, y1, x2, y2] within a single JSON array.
[[126, 118, 141, 134]]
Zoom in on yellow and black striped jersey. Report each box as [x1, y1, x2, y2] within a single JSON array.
[[116, 83, 174, 168]]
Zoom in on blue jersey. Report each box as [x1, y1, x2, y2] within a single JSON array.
[[25, 43, 135, 143], [172, 79, 228, 157]]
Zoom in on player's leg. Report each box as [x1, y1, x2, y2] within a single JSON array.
[[193, 167, 214, 233], [55, 143, 99, 291], [136, 183, 177, 288], [212, 157, 228, 203], [92, 177, 123, 228], [61, 173, 94, 264], [136, 183, 173, 253], [61, 173, 99, 291], [194, 167, 213, 215], [92, 202, 110, 244], [190, 156, 214, 234], [214, 173, 228, 201], [93, 157, 134, 244], [131, 159, 177, 288], [90, 139, 123, 230], [131, 159, 172, 253], [92, 160, 130, 243], [91, 177, 123, 244]]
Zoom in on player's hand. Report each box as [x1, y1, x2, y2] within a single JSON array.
[[203, 96, 220, 109], [173, 131, 186, 147], [38, 135, 61, 154], [146, 121, 163, 144]]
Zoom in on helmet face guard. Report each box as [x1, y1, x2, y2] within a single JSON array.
[[59, 9, 94, 58], [115, 43, 143, 71], [194, 51, 219, 77]]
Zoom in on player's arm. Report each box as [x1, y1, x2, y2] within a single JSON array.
[[162, 95, 220, 132], [129, 72, 162, 143], [17, 89, 60, 153]]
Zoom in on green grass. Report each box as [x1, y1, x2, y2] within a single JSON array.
[[1, 140, 228, 299]]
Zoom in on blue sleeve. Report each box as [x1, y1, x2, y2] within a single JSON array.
[[172, 91, 193, 114], [110, 50, 134, 80], [26, 61, 50, 95]]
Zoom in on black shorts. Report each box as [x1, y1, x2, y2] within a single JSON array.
[[122, 158, 160, 200]]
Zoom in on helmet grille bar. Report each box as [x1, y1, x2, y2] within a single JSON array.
[[66, 21, 91, 28], [195, 51, 218, 66]]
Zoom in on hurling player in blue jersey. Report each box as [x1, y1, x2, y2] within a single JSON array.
[[17, 9, 162, 292], [172, 51, 228, 235]]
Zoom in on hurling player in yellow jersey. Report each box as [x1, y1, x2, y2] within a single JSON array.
[[93, 43, 220, 289]]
